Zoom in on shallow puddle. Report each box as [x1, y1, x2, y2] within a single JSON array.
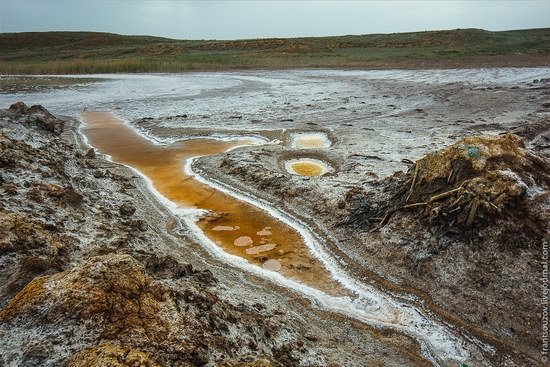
[[285, 158, 332, 176], [81, 112, 347, 296], [290, 132, 331, 149]]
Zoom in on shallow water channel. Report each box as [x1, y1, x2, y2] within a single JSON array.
[[81, 112, 347, 296]]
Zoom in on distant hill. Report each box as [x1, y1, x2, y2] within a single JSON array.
[[1, 28, 549, 74]]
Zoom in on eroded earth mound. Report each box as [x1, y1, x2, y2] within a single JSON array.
[[344, 133, 550, 238], [342, 133, 550, 361]]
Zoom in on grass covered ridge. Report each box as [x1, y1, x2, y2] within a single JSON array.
[[1, 28, 549, 74]]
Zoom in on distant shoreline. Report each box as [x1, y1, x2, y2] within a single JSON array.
[[1, 54, 549, 75]]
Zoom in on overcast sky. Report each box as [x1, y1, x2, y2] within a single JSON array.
[[1, 0, 549, 40]]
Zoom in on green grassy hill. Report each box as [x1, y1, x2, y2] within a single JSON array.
[[1, 28, 549, 74]]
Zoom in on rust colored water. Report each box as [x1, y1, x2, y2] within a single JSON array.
[[292, 162, 323, 176], [285, 158, 332, 177], [81, 112, 347, 296]]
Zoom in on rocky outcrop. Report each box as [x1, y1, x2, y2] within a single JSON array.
[[1, 247, 317, 365], [1, 254, 177, 333], [1, 251, 309, 367], [7, 101, 64, 134], [1, 254, 187, 364]]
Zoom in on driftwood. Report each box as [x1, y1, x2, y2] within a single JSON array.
[[400, 202, 428, 210], [466, 198, 480, 226], [447, 168, 454, 183]]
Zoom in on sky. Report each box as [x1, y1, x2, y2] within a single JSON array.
[[0, 0, 549, 40]]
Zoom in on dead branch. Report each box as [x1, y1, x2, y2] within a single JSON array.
[[429, 187, 462, 204]]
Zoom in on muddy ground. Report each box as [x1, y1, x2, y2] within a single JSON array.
[[1, 69, 549, 366]]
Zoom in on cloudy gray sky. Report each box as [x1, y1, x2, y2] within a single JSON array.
[[1, 0, 549, 40]]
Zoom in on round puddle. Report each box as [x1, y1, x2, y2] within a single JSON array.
[[290, 132, 331, 149], [285, 158, 333, 176]]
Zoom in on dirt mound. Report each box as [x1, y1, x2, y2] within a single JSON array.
[[0, 253, 302, 366], [0, 254, 180, 344], [6, 102, 64, 134], [344, 133, 550, 235], [340, 134, 550, 362]]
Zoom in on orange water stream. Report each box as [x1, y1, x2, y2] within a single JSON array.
[[81, 112, 347, 296]]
